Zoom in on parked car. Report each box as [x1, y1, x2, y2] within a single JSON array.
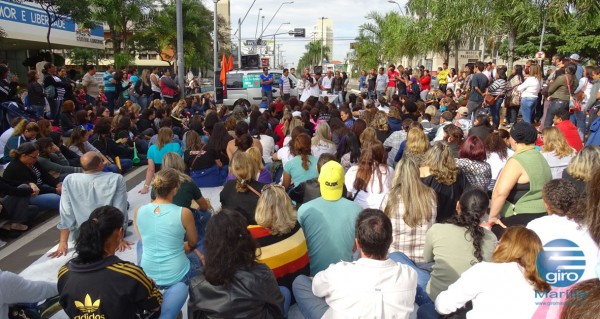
[[223, 69, 298, 107]]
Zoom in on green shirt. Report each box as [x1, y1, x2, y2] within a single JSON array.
[[298, 197, 362, 275], [151, 180, 202, 209], [424, 223, 497, 300]]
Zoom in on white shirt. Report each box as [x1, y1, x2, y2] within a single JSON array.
[[0, 127, 14, 153], [375, 74, 389, 91], [258, 134, 275, 164], [436, 262, 542, 319], [150, 73, 161, 93], [276, 146, 294, 166], [313, 258, 417, 319], [527, 214, 600, 282], [309, 79, 321, 97], [541, 151, 574, 179], [281, 75, 291, 94], [345, 165, 394, 209], [321, 76, 333, 89], [486, 149, 514, 181], [517, 76, 541, 98]]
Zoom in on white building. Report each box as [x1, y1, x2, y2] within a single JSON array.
[[312, 18, 333, 63]]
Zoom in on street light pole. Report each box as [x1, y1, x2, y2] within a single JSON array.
[[213, 0, 219, 95], [234, 0, 257, 67], [273, 22, 290, 69], [176, 0, 185, 98], [258, 1, 294, 40], [388, 0, 403, 14], [320, 17, 327, 66]]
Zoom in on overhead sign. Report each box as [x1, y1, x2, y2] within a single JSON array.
[[293, 28, 305, 38], [535, 51, 546, 61], [245, 39, 265, 46]]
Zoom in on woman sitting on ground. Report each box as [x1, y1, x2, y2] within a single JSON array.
[[456, 135, 492, 190], [485, 131, 514, 191], [337, 132, 361, 172], [420, 142, 467, 222], [435, 227, 549, 319], [184, 130, 222, 173], [3, 142, 61, 212], [206, 122, 233, 167], [2, 119, 39, 164], [189, 209, 286, 318], [139, 127, 183, 194], [248, 184, 310, 292], [66, 126, 125, 173], [311, 122, 337, 160], [59, 206, 162, 318], [282, 133, 318, 190], [134, 168, 197, 319], [89, 118, 140, 166], [60, 100, 77, 136], [394, 127, 429, 166], [220, 151, 266, 224], [345, 142, 394, 209], [36, 137, 82, 181], [540, 126, 576, 179], [468, 114, 493, 141], [226, 147, 272, 184], [561, 145, 600, 193], [383, 157, 436, 260], [226, 121, 262, 161]]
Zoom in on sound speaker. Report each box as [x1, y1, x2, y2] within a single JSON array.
[[241, 54, 260, 69], [313, 65, 323, 75]]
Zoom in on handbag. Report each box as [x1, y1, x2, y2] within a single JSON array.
[[574, 79, 588, 102], [484, 93, 497, 106], [565, 74, 582, 112], [190, 164, 223, 187]]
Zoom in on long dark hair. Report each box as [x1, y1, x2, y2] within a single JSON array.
[[73, 206, 124, 264], [203, 209, 258, 286], [354, 142, 386, 192], [509, 65, 524, 82], [446, 189, 488, 263], [207, 122, 232, 151], [337, 132, 361, 163]]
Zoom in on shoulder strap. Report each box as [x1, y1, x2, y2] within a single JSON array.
[[189, 143, 206, 169], [565, 74, 573, 96], [246, 183, 261, 197]]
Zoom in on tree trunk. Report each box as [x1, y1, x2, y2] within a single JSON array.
[[507, 27, 516, 70], [444, 43, 450, 64], [454, 39, 460, 70], [43, 6, 54, 63]]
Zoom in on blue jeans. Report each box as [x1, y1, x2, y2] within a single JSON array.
[[376, 90, 384, 100], [292, 275, 329, 319], [262, 90, 273, 104], [104, 91, 116, 115], [490, 97, 504, 129], [520, 97, 537, 124], [159, 281, 188, 319], [544, 99, 569, 129], [137, 95, 150, 109], [102, 159, 133, 174], [84, 94, 97, 106], [192, 209, 211, 253], [279, 286, 291, 317], [570, 110, 586, 140], [29, 193, 60, 211]]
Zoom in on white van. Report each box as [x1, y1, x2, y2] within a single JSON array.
[[224, 69, 298, 107]]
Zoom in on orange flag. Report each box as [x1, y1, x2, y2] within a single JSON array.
[[228, 54, 234, 71], [220, 54, 227, 85]]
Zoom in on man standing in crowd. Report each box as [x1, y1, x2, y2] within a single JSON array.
[[150, 67, 162, 101], [279, 68, 292, 102], [466, 61, 489, 119], [160, 69, 178, 105], [367, 68, 377, 100], [376, 67, 388, 100], [570, 54, 584, 80], [103, 65, 116, 115], [81, 65, 99, 106], [437, 62, 450, 92], [386, 65, 399, 102], [293, 209, 417, 318], [321, 71, 333, 94], [297, 161, 362, 276], [260, 67, 274, 104], [309, 72, 322, 98], [49, 152, 129, 258]]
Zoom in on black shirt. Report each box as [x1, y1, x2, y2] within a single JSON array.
[[184, 148, 219, 171], [421, 172, 467, 222], [220, 180, 265, 224]]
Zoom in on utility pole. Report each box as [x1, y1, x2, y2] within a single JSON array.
[[320, 17, 327, 66], [213, 0, 219, 93], [238, 18, 242, 68], [176, 0, 185, 98]]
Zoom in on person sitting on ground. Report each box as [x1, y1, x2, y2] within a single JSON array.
[[435, 227, 549, 319], [485, 130, 514, 191], [90, 118, 141, 167], [135, 168, 197, 319], [527, 179, 598, 282], [453, 106, 472, 136], [337, 132, 361, 172], [456, 135, 492, 190], [382, 158, 437, 273], [49, 151, 129, 258], [60, 100, 77, 137], [248, 184, 310, 294], [282, 133, 318, 190], [562, 145, 600, 193], [58, 206, 162, 318], [139, 127, 182, 194], [3, 142, 61, 212], [298, 161, 363, 275], [420, 142, 467, 222], [442, 124, 464, 158], [36, 137, 82, 181], [48, 131, 80, 167], [226, 121, 262, 161], [292, 209, 417, 318], [0, 270, 57, 318], [311, 122, 337, 160], [394, 126, 429, 166], [468, 114, 493, 141], [2, 119, 39, 164], [553, 108, 583, 152], [383, 118, 412, 167], [148, 117, 182, 147], [66, 126, 123, 173], [488, 121, 552, 238], [189, 209, 287, 318], [220, 151, 265, 224], [540, 126, 576, 179], [345, 142, 394, 209]]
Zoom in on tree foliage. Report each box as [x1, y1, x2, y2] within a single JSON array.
[[69, 48, 104, 67], [297, 40, 330, 72]]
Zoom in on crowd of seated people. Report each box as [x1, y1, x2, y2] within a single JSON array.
[[1, 61, 600, 318]]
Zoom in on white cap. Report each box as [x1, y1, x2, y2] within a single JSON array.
[[292, 111, 301, 117], [569, 54, 580, 61]]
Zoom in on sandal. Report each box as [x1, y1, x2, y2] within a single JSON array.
[[10, 223, 28, 232]]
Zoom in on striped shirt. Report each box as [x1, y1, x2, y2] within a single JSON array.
[[248, 222, 310, 290]]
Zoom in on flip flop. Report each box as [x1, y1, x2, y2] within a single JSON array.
[[10, 223, 28, 232]]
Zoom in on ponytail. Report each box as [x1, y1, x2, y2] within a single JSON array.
[[73, 206, 124, 264], [301, 154, 309, 170], [12, 119, 28, 136], [446, 189, 489, 263]]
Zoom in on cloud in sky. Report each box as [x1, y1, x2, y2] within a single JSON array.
[[202, 0, 407, 68]]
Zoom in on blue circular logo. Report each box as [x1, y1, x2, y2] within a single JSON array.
[[537, 239, 586, 287]]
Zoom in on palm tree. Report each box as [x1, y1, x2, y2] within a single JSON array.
[[297, 40, 330, 71], [93, 0, 152, 54]]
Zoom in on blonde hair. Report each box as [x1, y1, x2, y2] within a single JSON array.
[[152, 168, 181, 198], [386, 158, 436, 227], [231, 151, 258, 192], [162, 152, 192, 183], [422, 142, 458, 185], [131, 103, 141, 116], [566, 145, 600, 181], [405, 128, 429, 155], [172, 100, 186, 117], [370, 111, 389, 132], [255, 185, 297, 235], [156, 127, 173, 150], [312, 122, 334, 146], [541, 127, 574, 158], [493, 226, 550, 293], [359, 127, 378, 146], [246, 147, 264, 171], [13, 119, 39, 136], [529, 64, 542, 82], [140, 69, 150, 86], [151, 99, 163, 110]]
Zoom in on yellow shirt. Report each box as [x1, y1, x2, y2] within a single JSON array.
[[437, 69, 449, 85]]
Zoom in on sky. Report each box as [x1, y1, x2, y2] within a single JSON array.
[[201, 0, 408, 68]]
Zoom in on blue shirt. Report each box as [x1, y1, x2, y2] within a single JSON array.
[[104, 71, 115, 92], [260, 73, 273, 91], [298, 197, 362, 275], [284, 155, 318, 186], [147, 142, 183, 164]]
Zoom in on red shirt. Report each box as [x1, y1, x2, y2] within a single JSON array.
[[274, 102, 285, 114], [388, 71, 399, 88], [419, 75, 431, 91], [555, 120, 583, 151], [274, 123, 285, 148]]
